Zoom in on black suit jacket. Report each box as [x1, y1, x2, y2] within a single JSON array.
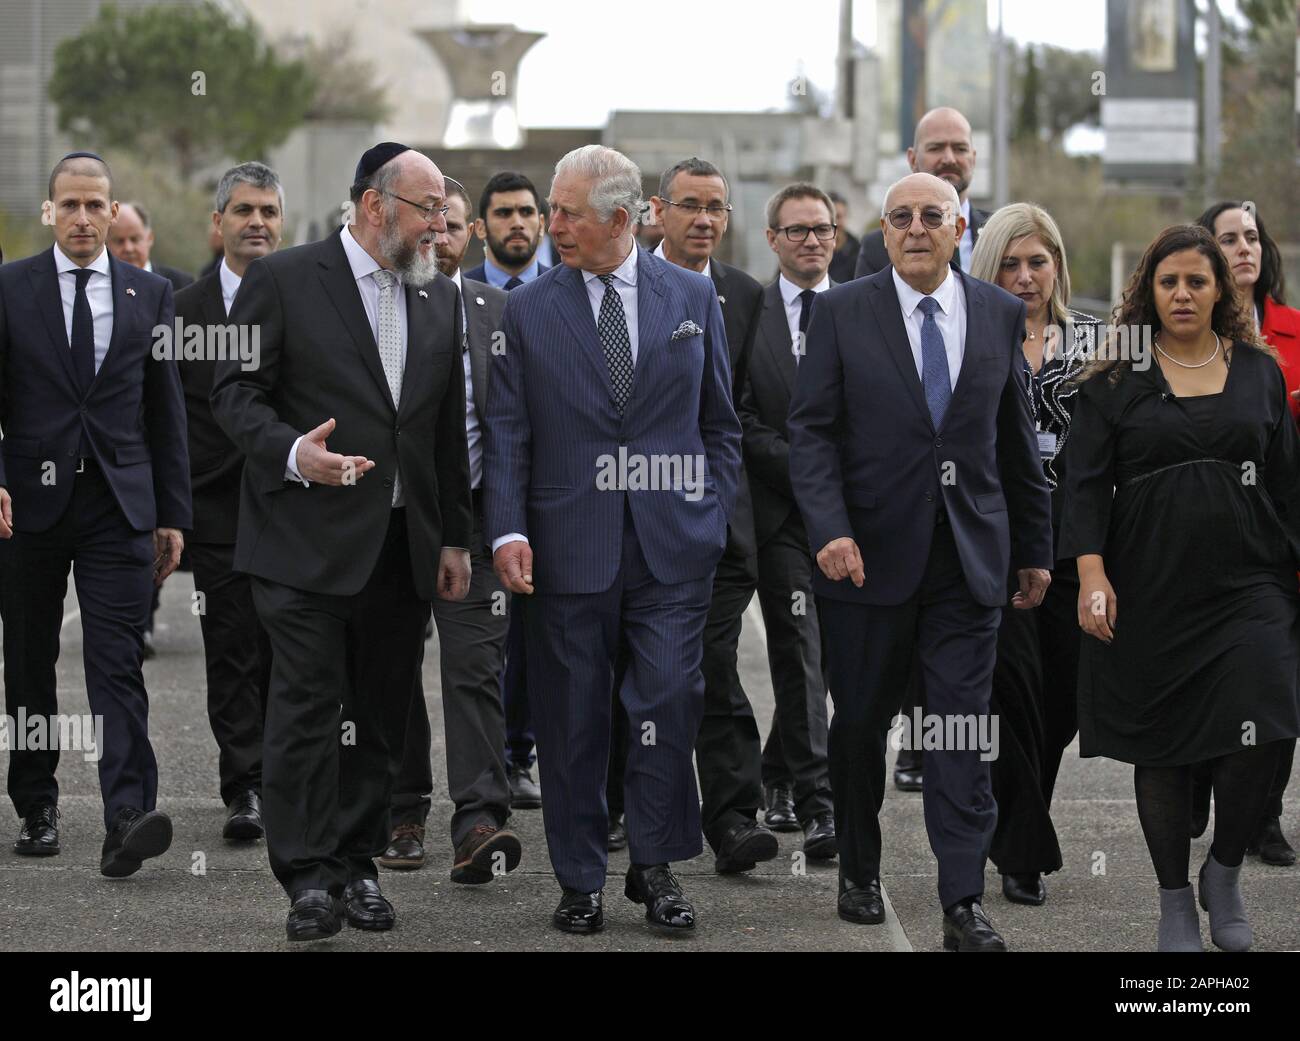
[[709, 258, 763, 559], [460, 273, 506, 552], [153, 263, 194, 294], [737, 278, 836, 548], [210, 232, 472, 599], [788, 266, 1052, 608], [175, 268, 242, 544], [853, 205, 990, 280], [0, 247, 191, 533]]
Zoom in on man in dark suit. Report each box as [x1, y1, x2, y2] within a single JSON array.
[[789, 172, 1052, 950], [107, 202, 194, 293], [379, 177, 522, 882], [465, 170, 548, 810], [0, 152, 190, 875], [828, 192, 860, 284], [642, 156, 774, 873], [738, 183, 838, 860], [174, 161, 284, 842], [854, 108, 990, 282], [211, 142, 474, 941], [486, 145, 741, 934]]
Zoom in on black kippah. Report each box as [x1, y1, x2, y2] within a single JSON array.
[[354, 142, 411, 183], [60, 150, 107, 163]]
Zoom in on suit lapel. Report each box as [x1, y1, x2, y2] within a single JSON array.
[[758, 282, 796, 394], [398, 282, 432, 418], [30, 249, 80, 390], [552, 263, 617, 406], [633, 249, 668, 405], [464, 288, 492, 417], [869, 274, 933, 430], [943, 272, 985, 431], [202, 269, 227, 324], [89, 255, 135, 392], [315, 234, 395, 412]]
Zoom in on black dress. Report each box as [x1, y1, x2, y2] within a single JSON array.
[[1060, 343, 1300, 767]]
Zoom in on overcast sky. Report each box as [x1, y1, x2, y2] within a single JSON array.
[[461, 0, 1243, 127]]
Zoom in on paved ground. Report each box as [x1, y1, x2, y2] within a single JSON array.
[[1, 571, 1296, 952]]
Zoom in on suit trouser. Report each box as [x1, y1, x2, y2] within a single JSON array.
[[755, 511, 833, 821], [607, 545, 765, 850], [818, 521, 1001, 909], [252, 508, 428, 898], [1036, 568, 1081, 808], [390, 508, 512, 846], [527, 506, 712, 892], [1, 464, 157, 830], [189, 541, 271, 806], [501, 602, 536, 768]]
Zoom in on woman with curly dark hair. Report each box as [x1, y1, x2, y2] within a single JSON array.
[[1061, 224, 1300, 952]]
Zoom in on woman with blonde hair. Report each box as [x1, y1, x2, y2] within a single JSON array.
[[969, 204, 1101, 907], [1061, 224, 1300, 951]]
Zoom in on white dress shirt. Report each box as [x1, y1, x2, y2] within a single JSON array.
[[492, 244, 642, 554], [54, 244, 113, 373], [286, 224, 409, 485], [892, 267, 967, 390], [218, 257, 242, 317], [652, 240, 711, 281], [452, 269, 483, 491], [581, 245, 640, 364], [778, 272, 830, 364], [959, 198, 974, 271]]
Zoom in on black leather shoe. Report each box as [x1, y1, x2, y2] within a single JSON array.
[[507, 764, 542, 809], [838, 874, 885, 924], [607, 814, 628, 852], [378, 823, 426, 870], [893, 766, 923, 792], [1249, 816, 1296, 867], [802, 812, 838, 860], [943, 900, 1008, 951], [714, 819, 779, 874], [553, 888, 604, 933], [14, 805, 60, 856], [450, 823, 522, 884], [1191, 770, 1212, 838], [763, 785, 798, 832], [286, 889, 343, 941], [1002, 872, 1046, 906], [222, 790, 263, 841], [100, 808, 172, 878], [343, 878, 396, 930], [625, 863, 696, 930]]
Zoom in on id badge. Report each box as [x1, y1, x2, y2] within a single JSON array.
[[1036, 430, 1058, 458]]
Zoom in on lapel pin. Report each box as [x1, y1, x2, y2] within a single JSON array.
[[418, 289, 428, 299], [718, 295, 726, 304], [475, 296, 485, 306], [126, 287, 136, 297]]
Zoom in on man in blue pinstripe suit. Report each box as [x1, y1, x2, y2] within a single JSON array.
[[484, 145, 742, 934]]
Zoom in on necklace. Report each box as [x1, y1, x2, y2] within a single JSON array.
[[1155, 332, 1221, 369]]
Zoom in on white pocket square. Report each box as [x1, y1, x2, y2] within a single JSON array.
[[671, 320, 703, 341]]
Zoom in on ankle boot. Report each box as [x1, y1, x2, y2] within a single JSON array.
[[1198, 851, 1252, 951], [1157, 885, 1203, 952]]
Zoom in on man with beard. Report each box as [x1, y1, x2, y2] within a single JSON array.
[[379, 178, 521, 882], [466, 170, 548, 811], [211, 143, 473, 941], [854, 107, 989, 281]]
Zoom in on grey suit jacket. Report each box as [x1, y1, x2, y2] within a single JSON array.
[[460, 274, 507, 420]]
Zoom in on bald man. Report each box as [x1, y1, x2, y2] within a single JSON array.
[[855, 107, 990, 279], [789, 172, 1052, 951], [211, 143, 474, 941], [107, 201, 194, 293]]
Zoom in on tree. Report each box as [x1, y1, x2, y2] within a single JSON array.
[[1015, 44, 1040, 142], [48, 2, 315, 183], [299, 32, 393, 124]]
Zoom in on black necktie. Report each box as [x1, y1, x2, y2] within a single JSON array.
[[798, 288, 816, 335], [71, 268, 96, 393], [504, 276, 524, 291]]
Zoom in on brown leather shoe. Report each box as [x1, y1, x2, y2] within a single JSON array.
[[451, 823, 522, 885], [378, 823, 426, 871]]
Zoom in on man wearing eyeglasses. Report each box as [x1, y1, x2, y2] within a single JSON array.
[[735, 183, 838, 863], [854, 107, 989, 280], [787, 172, 1052, 950], [211, 143, 473, 941]]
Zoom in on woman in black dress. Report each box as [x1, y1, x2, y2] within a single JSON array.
[[969, 203, 1101, 907], [1061, 225, 1300, 952]]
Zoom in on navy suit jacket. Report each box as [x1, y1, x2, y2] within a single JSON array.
[[788, 266, 1052, 608], [0, 247, 191, 533], [463, 260, 549, 285], [484, 248, 742, 595]]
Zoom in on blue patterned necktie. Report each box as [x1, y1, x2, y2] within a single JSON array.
[[597, 273, 634, 413], [917, 296, 951, 429]]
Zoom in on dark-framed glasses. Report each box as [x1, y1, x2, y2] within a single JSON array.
[[776, 223, 837, 242], [663, 199, 732, 221], [885, 206, 948, 231], [382, 190, 450, 222]]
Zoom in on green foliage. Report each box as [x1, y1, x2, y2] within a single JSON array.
[[302, 32, 393, 124], [48, 2, 315, 182], [1015, 44, 1040, 142]]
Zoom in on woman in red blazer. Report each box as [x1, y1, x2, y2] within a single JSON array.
[[1193, 201, 1299, 871]]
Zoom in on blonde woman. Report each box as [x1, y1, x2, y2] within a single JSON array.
[[969, 204, 1101, 907]]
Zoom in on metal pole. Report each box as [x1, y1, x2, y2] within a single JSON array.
[[838, 0, 855, 120], [1204, 0, 1222, 200], [994, 0, 1009, 209]]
